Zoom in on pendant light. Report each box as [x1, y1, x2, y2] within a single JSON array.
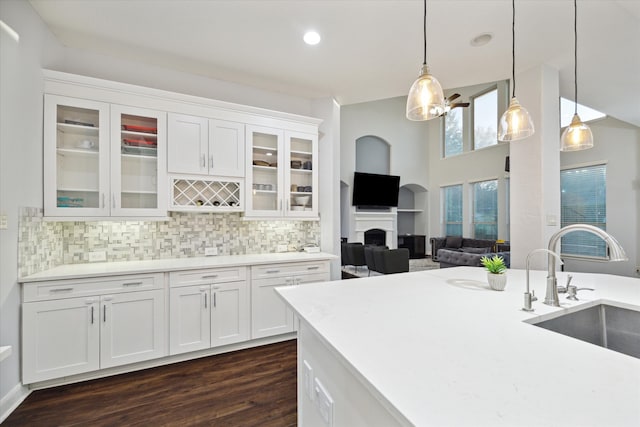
[[406, 0, 445, 121], [560, 0, 593, 151], [498, 0, 535, 141]]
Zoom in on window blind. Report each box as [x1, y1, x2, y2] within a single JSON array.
[[560, 164, 607, 258], [443, 185, 463, 236]]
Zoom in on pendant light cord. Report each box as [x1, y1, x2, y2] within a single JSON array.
[[574, 0, 578, 115], [511, 0, 516, 97], [423, 0, 427, 65]]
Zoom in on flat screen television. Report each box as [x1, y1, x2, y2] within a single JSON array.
[[352, 172, 400, 207]]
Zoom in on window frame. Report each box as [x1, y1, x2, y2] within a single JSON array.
[[471, 178, 498, 240], [471, 86, 498, 151], [442, 184, 463, 236], [442, 107, 464, 158]]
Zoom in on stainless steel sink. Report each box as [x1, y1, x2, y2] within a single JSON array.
[[530, 304, 640, 359]]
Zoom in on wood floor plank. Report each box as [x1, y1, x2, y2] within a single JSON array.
[[3, 340, 297, 426]]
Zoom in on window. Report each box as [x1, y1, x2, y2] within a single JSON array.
[[472, 179, 498, 239], [442, 185, 463, 236], [560, 97, 605, 128], [473, 88, 497, 150], [560, 164, 607, 258], [444, 108, 463, 157], [505, 178, 510, 241]]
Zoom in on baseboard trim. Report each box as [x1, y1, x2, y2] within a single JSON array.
[[0, 382, 30, 423]]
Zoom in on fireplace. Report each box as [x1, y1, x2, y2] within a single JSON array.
[[364, 228, 386, 246], [353, 210, 397, 249]]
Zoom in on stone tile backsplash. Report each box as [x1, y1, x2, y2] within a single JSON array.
[[18, 208, 319, 277]]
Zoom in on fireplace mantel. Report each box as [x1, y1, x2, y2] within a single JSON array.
[[353, 210, 397, 249]]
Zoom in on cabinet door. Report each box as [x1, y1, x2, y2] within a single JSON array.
[[100, 290, 166, 368], [44, 94, 110, 217], [209, 120, 245, 177], [22, 297, 99, 384], [285, 131, 318, 218], [168, 113, 209, 175], [110, 105, 167, 217], [211, 281, 249, 347], [169, 285, 211, 355], [251, 276, 295, 339], [245, 125, 284, 217]]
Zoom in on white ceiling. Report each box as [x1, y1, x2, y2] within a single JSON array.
[[29, 0, 640, 126]]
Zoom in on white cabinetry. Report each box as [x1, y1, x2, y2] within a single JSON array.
[[22, 274, 165, 384], [44, 95, 167, 218], [169, 267, 249, 355], [246, 126, 318, 219], [168, 113, 245, 178], [251, 261, 329, 339]]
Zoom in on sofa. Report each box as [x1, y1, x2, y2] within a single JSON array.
[[430, 236, 497, 261], [437, 249, 511, 269]]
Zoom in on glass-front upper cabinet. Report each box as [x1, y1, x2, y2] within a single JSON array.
[[44, 95, 110, 217], [245, 125, 284, 217], [43, 95, 167, 218], [110, 105, 167, 217], [285, 131, 318, 218]]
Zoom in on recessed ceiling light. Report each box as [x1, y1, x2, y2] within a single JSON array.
[[470, 32, 493, 47], [303, 31, 321, 45]]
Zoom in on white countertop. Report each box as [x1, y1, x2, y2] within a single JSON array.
[[20, 252, 337, 283], [277, 267, 640, 426]]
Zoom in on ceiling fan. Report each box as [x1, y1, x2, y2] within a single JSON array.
[[440, 93, 469, 117]]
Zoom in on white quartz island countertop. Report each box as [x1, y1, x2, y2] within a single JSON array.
[[276, 267, 640, 426], [20, 252, 336, 282]]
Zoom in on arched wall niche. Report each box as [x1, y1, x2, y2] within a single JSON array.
[[355, 135, 390, 174]]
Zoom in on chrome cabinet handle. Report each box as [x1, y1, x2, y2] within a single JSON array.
[[103, 305, 107, 322], [307, 266, 320, 270], [213, 292, 217, 308], [201, 154, 206, 168], [102, 193, 105, 209], [122, 281, 143, 287], [91, 306, 94, 324], [202, 274, 218, 279], [209, 155, 214, 169], [204, 293, 207, 308], [50, 288, 73, 293], [266, 270, 280, 274]]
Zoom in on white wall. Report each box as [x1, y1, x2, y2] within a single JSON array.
[[560, 117, 640, 277], [0, 0, 63, 415], [340, 96, 430, 240]]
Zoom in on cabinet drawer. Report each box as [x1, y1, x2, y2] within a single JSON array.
[[23, 273, 164, 302], [169, 266, 247, 287], [251, 261, 329, 279]]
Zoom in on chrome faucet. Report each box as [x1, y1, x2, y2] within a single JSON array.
[[524, 248, 563, 312], [544, 224, 628, 307]]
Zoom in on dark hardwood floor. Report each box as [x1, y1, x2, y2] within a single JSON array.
[[3, 340, 297, 427]]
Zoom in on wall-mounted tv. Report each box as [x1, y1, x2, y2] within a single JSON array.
[[352, 172, 400, 207]]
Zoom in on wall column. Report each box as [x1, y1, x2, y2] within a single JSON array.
[[509, 64, 561, 269]]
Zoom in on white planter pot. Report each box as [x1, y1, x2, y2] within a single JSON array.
[[487, 272, 507, 291]]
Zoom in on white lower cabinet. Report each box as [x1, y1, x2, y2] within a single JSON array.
[[22, 274, 166, 384], [169, 267, 249, 355], [251, 261, 330, 339]]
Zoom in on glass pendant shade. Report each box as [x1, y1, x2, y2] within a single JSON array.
[[497, 96, 535, 141], [560, 113, 593, 151], [406, 64, 445, 121]]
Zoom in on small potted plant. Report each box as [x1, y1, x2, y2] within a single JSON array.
[[481, 255, 507, 291]]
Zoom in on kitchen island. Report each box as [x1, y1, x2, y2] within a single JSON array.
[[276, 267, 640, 426]]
